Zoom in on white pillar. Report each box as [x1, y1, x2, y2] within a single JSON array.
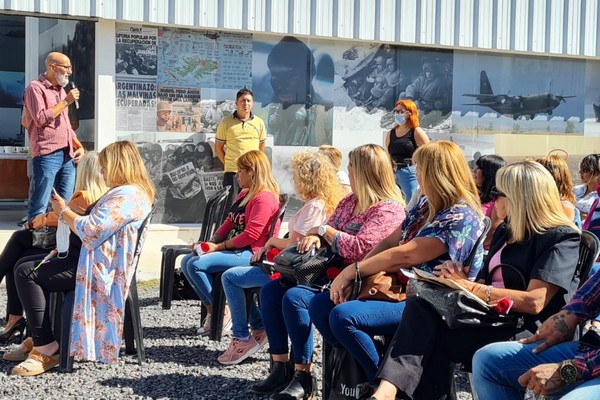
[[95, 19, 116, 151], [23, 17, 40, 148]]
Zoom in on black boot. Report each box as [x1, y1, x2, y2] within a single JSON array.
[[249, 361, 293, 395], [269, 370, 315, 400]]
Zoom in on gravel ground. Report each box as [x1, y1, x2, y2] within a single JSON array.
[[0, 283, 474, 399]]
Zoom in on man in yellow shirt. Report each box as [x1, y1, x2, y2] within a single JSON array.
[[215, 88, 266, 205]]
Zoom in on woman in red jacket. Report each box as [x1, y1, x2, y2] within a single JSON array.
[[180, 150, 280, 336]]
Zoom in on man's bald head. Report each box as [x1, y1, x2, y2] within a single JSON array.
[[45, 52, 69, 69], [44, 52, 72, 87]]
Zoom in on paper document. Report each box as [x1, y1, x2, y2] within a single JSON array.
[[412, 268, 490, 308]]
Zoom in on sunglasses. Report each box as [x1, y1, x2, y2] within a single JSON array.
[[489, 189, 506, 202]]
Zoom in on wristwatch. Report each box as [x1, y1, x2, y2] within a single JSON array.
[[559, 360, 578, 385], [318, 225, 330, 237]]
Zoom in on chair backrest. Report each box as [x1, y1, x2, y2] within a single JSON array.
[[268, 193, 289, 239], [132, 207, 154, 270], [574, 230, 600, 288], [198, 185, 231, 242]]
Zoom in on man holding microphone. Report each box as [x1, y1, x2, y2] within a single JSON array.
[[22, 51, 84, 224]]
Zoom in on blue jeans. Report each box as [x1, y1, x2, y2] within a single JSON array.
[[180, 249, 253, 306], [260, 280, 316, 364], [29, 149, 75, 220], [309, 292, 406, 384], [394, 165, 417, 202], [472, 341, 600, 400], [221, 266, 271, 339]]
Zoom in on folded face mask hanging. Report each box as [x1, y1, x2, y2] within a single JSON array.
[[56, 218, 70, 258]]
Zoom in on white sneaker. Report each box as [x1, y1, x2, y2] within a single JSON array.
[[197, 313, 211, 336]]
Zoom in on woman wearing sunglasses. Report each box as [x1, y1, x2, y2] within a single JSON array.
[[385, 99, 429, 202], [369, 161, 581, 400]]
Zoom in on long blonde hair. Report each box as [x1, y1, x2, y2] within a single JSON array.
[[291, 151, 344, 215], [496, 161, 578, 242], [74, 151, 107, 203], [348, 144, 404, 214], [413, 141, 482, 220], [98, 141, 155, 202], [237, 150, 279, 206]]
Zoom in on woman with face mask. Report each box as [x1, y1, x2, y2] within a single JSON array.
[[385, 99, 429, 203]]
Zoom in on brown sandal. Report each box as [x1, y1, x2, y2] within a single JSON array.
[[11, 349, 60, 376], [3, 337, 33, 362]]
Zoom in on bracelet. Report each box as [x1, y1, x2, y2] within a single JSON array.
[[223, 240, 229, 250], [484, 285, 493, 303], [59, 205, 70, 221], [470, 283, 479, 293]]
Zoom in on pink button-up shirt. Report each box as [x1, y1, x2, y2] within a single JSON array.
[[23, 74, 75, 158]]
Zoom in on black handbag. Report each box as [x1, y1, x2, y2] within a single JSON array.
[[407, 276, 525, 330], [273, 242, 343, 286], [31, 226, 57, 250], [322, 343, 372, 400]]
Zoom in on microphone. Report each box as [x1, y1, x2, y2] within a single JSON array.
[[70, 81, 79, 109]]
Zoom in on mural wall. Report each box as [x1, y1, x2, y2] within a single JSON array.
[[0, 15, 25, 146], [114, 24, 600, 223]]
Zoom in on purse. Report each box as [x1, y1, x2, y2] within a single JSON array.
[[406, 276, 524, 330], [31, 226, 57, 249], [354, 270, 406, 302], [273, 242, 343, 286]]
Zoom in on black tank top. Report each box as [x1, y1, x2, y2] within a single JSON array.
[[387, 128, 417, 164]]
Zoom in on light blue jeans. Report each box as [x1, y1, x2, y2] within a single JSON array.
[[180, 249, 253, 306], [472, 341, 600, 400], [221, 265, 272, 339], [394, 165, 417, 203], [29, 149, 75, 220]]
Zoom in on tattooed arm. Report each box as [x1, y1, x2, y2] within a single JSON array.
[[519, 309, 578, 353]]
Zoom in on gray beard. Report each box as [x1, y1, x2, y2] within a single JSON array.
[[56, 73, 69, 87]]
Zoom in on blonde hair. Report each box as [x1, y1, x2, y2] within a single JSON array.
[[348, 144, 405, 213], [237, 150, 279, 206], [291, 151, 344, 215], [318, 145, 343, 170], [413, 141, 482, 220], [535, 155, 576, 204], [74, 151, 107, 203], [98, 141, 155, 202], [496, 161, 578, 242]]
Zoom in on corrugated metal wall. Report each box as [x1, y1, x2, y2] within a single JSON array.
[[2, 0, 599, 57]]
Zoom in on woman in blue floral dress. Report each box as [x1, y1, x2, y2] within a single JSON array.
[[8, 141, 154, 376]]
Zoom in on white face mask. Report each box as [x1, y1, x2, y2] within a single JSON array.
[[56, 73, 69, 87], [394, 114, 406, 126]]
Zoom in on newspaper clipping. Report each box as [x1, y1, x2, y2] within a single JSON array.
[[157, 86, 201, 132]]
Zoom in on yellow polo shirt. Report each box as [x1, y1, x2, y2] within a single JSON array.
[[215, 112, 267, 172]]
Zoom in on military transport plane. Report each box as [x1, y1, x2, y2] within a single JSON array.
[[463, 70, 575, 120]]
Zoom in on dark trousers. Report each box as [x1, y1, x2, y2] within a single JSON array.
[[0, 229, 49, 316], [376, 296, 516, 400], [14, 251, 79, 346]]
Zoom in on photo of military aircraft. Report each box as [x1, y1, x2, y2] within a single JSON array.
[[463, 70, 575, 120]]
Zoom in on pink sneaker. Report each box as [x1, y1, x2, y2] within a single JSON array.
[[217, 337, 261, 365], [251, 329, 268, 347]]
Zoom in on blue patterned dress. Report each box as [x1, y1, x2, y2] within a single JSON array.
[[69, 185, 152, 363]]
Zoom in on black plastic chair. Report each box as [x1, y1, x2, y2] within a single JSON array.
[[58, 209, 153, 371], [209, 193, 289, 342], [158, 185, 231, 309], [574, 230, 600, 288]]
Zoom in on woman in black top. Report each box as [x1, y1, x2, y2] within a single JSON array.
[[385, 99, 429, 203], [369, 161, 580, 400]]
